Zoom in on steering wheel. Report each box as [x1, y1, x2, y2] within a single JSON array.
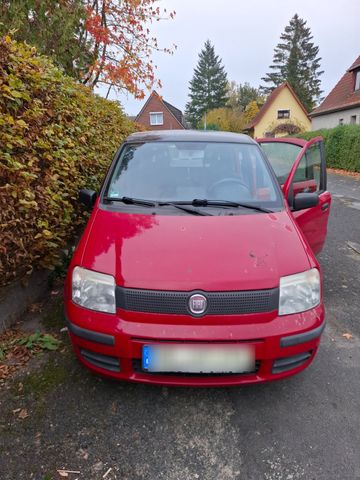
[[208, 177, 250, 196]]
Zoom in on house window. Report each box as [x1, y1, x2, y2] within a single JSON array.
[[339, 118, 344, 125], [350, 115, 357, 125], [355, 70, 360, 91], [149, 112, 164, 126], [277, 109, 290, 119]]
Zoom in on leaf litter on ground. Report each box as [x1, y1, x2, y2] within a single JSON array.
[[0, 329, 61, 383]]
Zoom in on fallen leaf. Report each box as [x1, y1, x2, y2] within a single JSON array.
[[57, 470, 80, 477], [12, 408, 21, 414], [342, 332, 353, 340], [28, 303, 42, 313], [77, 448, 89, 460], [57, 471, 69, 478], [18, 408, 29, 419]]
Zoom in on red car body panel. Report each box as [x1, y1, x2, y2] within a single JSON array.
[[65, 132, 330, 386], [64, 292, 324, 386], [79, 207, 311, 292]]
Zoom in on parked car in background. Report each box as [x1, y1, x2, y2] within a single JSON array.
[[65, 130, 331, 386]]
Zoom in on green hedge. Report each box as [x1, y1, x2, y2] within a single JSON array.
[[0, 36, 136, 286], [296, 124, 360, 172]]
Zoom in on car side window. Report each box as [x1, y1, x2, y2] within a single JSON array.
[[291, 143, 322, 194], [260, 142, 301, 185]]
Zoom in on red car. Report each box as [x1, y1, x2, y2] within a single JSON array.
[[64, 131, 331, 386]]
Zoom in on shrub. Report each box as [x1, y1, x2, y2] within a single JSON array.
[[200, 107, 246, 133], [0, 36, 136, 286], [296, 125, 360, 172], [270, 122, 301, 136]]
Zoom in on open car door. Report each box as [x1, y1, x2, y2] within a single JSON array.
[[258, 137, 331, 255]]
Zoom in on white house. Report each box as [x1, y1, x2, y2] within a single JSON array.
[[311, 55, 360, 129]]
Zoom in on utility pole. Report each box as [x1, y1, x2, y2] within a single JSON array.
[[204, 111, 207, 130], [105, 83, 113, 99]]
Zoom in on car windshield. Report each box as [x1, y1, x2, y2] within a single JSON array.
[[105, 141, 283, 209], [260, 142, 302, 185]]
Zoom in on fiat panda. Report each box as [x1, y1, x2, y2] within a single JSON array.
[[64, 130, 331, 386]]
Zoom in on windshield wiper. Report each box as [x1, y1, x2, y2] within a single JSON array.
[[104, 196, 156, 207], [103, 196, 211, 215], [172, 199, 273, 213], [159, 202, 212, 216]]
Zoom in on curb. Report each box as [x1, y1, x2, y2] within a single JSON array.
[[0, 270, 51, 333], [328, 168, 360, 179]]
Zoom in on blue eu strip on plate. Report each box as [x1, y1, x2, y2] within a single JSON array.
[[142, 345, 152, 371]]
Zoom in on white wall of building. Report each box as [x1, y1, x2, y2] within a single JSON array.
[[311, 107, 360, 130]]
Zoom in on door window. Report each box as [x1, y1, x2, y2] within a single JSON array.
[[260, 142, 301, 184], [291, 142, 323, 196]]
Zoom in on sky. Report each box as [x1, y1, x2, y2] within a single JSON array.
[[98, 0, 360, 116]]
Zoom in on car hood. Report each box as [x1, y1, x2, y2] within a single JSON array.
[[81, 207, 310, 291]]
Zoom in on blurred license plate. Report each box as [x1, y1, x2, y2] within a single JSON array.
[[142, 345, 254, 373]]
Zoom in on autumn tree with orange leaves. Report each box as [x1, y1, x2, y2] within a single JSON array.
[[79, 0, 176, 98], [1, 0, 175, 99]]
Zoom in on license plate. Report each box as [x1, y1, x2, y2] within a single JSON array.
[[142, 344, 254, 374]]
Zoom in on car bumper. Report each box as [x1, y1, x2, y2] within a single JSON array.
[[65, 303, 325, 387]]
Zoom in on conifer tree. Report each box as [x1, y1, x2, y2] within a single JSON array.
[[185, 40, 228, 127], [261, 14, 323, 111], [227, 81, 262, 111]]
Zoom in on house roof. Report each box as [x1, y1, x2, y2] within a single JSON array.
[[245, 81, 310, 130], [163, 99, 183, 125], [311, 55, 360, 117], [135, 91, 185, 128]]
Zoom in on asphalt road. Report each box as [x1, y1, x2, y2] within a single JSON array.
[[1, 172, 360, 480]]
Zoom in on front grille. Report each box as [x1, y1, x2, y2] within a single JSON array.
[[80, 349, 120, 372], [116, 287, 278, 316], [132, 358, 260, 377]]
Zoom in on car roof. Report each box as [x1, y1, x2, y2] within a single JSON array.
[[125, 130, 256, 144], [257, 137, 308, 147]]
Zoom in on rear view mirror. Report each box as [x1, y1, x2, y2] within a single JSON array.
[[79, 189, 97, 209], [293, 192, 319, 211]]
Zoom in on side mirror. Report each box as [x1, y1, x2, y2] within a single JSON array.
[[79, 189, 97, 209], [293, 192, 319, 211]]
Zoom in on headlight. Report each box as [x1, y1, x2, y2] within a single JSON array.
[[72, 266, 116, 314], [279, 268, 320, 315]]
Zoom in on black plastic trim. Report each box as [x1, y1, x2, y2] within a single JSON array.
[[280, 322, 325, 348], [80, 349, 120, 372], [272, 351, 312, 374], [116, 287, 279, 316], [67, 319, 115, 346]]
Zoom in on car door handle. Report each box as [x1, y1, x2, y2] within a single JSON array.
[[321, 202, 329, 211]]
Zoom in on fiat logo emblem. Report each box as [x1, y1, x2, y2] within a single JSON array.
[[188, 293, 208, 315]]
